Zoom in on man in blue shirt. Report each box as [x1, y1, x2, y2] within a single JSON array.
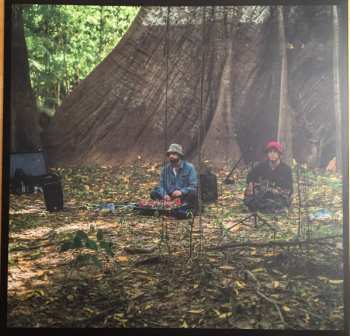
[[150, 144, 198, 211]]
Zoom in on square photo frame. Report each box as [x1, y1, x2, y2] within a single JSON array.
[[1, 0, 349, 334]]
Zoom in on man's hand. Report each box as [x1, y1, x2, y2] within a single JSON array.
[[171, 190, 182, 198], [163, 195, 171, 201]]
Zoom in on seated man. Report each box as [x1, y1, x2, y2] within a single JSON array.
[[150, 143, 198, 214], [244, 141, 293, 213]]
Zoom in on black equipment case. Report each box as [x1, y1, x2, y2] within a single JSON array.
[[200, 170, 218, 203], [10, 151, 64, 212], [41, 173, 64, 212]]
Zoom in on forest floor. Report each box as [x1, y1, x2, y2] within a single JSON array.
[[7, 161, 344, 329]]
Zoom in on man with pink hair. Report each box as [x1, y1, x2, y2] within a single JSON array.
[[244, 141, 293, 213]]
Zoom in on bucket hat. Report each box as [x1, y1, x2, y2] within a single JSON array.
[[166, 143, 184, 156]]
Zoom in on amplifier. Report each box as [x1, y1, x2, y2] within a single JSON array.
[[200, 172, 218, 203], [42, 174, 64, 212]]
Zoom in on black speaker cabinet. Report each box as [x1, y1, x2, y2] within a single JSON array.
[[200, 172, 218, 203], [42, 174, 64, 212]]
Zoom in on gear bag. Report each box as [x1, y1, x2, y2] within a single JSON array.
[[200, 170, 218, 203]]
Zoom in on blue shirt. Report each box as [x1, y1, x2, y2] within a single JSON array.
[[158, 160, 198, 197]]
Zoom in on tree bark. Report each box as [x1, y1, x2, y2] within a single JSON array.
[[276, 6, 292, 166], [332, 5, 342, 173], [44, 6, 338, 168], [11, 6, 41, 152], [45, 7, 244, 166]]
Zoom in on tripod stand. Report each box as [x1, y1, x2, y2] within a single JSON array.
[[227, 188, 286, 236], [227, 210, 277, 235]]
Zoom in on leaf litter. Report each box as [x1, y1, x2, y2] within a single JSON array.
[[7, 162, 344, 329]]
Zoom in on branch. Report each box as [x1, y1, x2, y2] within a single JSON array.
[[206, 235, 342, 251], [124, 246, 156, 254], [257, 290, 286, 325], [242, 269, 286, 326]]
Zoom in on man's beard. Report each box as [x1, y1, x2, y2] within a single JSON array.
[[170, 158, 180, 165]]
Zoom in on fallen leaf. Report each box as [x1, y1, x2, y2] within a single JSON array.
[[213, 309, 221, 316], [329, 279, 343, 284], [282, 305, 291, 312], [35, 289, 45, 296], [189, 309, 204, 314], [234, 280, 246, 289], [219, 265, 235, 271], [114, 313, 124, 318], [180, 321, 188, 328], [219, 312, 232, 319], [67, 295, 74, 301], [84, 307, 95, 314], [272, 281, 280, 288], [117, 256, 129, 262]]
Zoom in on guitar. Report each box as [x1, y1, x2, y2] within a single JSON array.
[[253, 180, 291, 199]]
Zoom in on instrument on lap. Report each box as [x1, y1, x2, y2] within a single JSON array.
[[254, 181, 291, 198], [134, 199, 190, 217]]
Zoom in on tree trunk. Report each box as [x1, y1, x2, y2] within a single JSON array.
[[11, 6, 41, 152], [332, 5, 342, 173], [44, 6, 338, 168], [276, 6, 292, 166], [45, 7, 245, 166]]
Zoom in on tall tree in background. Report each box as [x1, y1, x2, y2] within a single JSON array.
[[41, 6, 338, 167], [11, 6, 41, 152], [276, 6, 292, 166], [332, 5, 342, 173], [45, 7, 277, 166]]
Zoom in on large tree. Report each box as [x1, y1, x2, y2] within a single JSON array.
[[276, 6, 292, 166], [332, 5, 342, 173], [44, 6, 339, 168], [11, 6, 41, 152]]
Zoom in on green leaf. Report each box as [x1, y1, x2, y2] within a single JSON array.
[[99, 240, 114, 256], [90, 255, 102, 268], [96, 229, 104, 241], [85, 238, 98, 251], [60, 240, 74, 252], [29, 58, 45, 71], [75, 230, 89, 241]]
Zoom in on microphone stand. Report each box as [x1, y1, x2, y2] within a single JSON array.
[[223, 146, 253, 185]]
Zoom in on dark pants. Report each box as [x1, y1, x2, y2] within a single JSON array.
[[244, 192, 290, 213], [150, 187, 198, 214]]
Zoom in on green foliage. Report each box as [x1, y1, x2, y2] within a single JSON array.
[[85, 238, 98, 251], [59, 229, 114, 257], [96, 229, 104, 241], [22, 4, 139, 115], [75, 230, 89, 241], [99, 240, 114, 257], [60, 240, 74, 252]]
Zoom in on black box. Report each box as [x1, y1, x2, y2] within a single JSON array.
[[200, 172, 218, 203], [42, 174, 64, 212]]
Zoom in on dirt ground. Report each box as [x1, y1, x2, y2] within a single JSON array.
[[7, 161, 344, 329]]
